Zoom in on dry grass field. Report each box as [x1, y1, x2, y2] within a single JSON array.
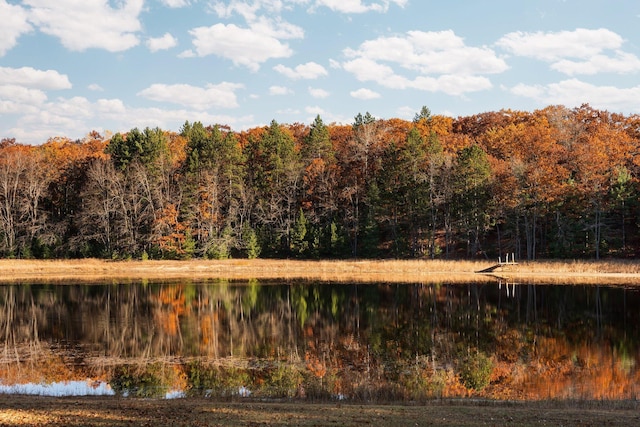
[[0, 258, 639, 285]]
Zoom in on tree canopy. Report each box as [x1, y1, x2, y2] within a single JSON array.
[[1, 104, 639, 260]]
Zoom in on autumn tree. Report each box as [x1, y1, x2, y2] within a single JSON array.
[[244, 120, 301, 256], [481, 109, 568, 259], [83, 127, 175, 258], [377, 140, 409, 256], [565, 105, 634, 258], [300, 115, 340, 256], [376, 122, 434, 257], [412, 108, 448, 258], [181, 121, 245, 258], [0, 143, 59, 257], [23, 133, 108, 257], [75, 157, 120, 256], [336, 112, 385, 257], [0, 145, 28, 256], [453, 144, 492, 257], [20, 148, 52, 254]]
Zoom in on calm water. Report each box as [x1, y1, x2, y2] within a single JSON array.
[[1, 280, 639, 400]]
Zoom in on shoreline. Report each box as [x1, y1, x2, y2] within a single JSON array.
[[0, 258, 639, 285]]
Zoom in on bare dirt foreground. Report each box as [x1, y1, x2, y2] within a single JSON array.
[[1, 396, 639, 427]]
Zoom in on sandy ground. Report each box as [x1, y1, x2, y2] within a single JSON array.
[[1, 396, 639, 427]]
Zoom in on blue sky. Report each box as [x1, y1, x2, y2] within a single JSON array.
[[2, 0, 640, 145]]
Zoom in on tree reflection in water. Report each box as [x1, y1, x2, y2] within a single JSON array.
[[0, 280, 639, 400]]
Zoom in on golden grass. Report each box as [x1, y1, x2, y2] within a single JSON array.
[[0, 258, 484, 284], [489, 259, 640, 285], [0, 258, 639, 285]]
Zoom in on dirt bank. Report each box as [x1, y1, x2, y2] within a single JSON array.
[[1, 396, 639, 427]]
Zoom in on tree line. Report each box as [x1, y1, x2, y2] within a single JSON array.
[[1, 104, 639, 260]]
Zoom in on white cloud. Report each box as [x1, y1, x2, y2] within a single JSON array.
[[350, 88, 380, 99], [308, 87, 330, 98], [12, 96, 94, 142], [343, 58, 398, 84], [313, 0, 406, 14], [5, 92, 257, 144], [269, 85, 293, 95], [0, 82, 102, 144], [24, 0, 143, 52], [96, 98, 127, 115], [113, 107, 255, 134], [551, 51, 640, 75], [178, 49, 196, 58], [211, 0, 308, 20], [137, 82, 243, 109], [510, 79, 640, 113], [412, 74, 493, 96], [305, 105, 326, 115], [146, 33, 178, 52], [189, 24, 293, 71], [0, 67, 71, 90], [88, 83, 104, 91], [274, 62, 328, 79], [396, 105, 415, 119], [50, 96, 93, 119], [496, 28, 640, 75], [0, 85, 47, 113], [496, 28, 623, 62], [341, 30, 506, 95], [160, 0, 190, 7], [249, 15, 305, 39], [191, 1, 304, 70], [345, 30, 508, 75], [304, 106, 351, 124], [0, 0, 32, 56], [210, 0, 259, 20], [276, 107, 301, 115], [343, 58, 493, 95]]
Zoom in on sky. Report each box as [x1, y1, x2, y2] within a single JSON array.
[[0, 380, 115, 396], [2, 0, 640, 145], [0, 379, 187, 398]]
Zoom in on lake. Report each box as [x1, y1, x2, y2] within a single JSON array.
[[1, 279, 638, 400]]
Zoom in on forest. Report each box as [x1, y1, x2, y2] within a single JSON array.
[[0, 104, 639, 261]]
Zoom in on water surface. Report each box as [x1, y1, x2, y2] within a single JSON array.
[[1, 280, 638, 400]]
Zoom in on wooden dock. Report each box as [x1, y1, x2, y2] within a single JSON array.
[[477, 254, 518, 273]]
